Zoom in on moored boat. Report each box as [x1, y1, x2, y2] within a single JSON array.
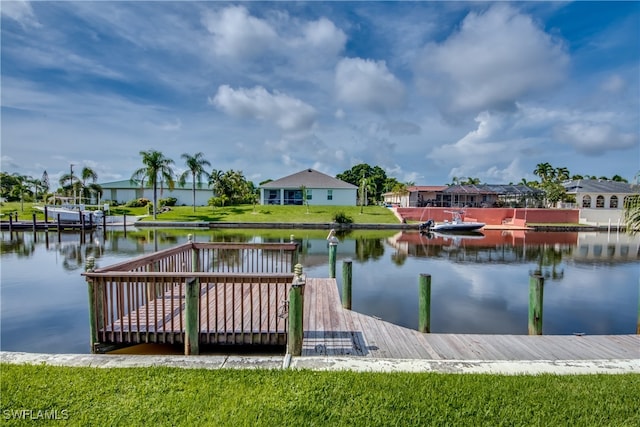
[[419, 210, 485, 233]]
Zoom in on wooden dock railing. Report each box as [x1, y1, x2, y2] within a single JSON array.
[[83, 241, 300, 353]]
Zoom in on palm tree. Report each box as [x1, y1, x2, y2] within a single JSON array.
[[81, 166, 98, 203], [533, 162, 554, 183], [623, 194, 640, 233], [555, 167, 570, 182], [131, 150, 175, 220], [178, 152, 211, 212], [208, 169, 224, 209]]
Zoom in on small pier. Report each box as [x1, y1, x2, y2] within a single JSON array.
[[83, 240, 299, 353], [302, 278, 639, 360], [83, 241, 639, 361]]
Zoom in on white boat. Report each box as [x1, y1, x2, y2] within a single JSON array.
[[36, 205, 103, 224], [419, 210, 485, 233]]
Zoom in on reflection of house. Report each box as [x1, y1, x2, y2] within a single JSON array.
[[259, 169, 357, 206], [384, 184, 543, 208], [563, 179, 639, 226], [100, 180, 212, 206]]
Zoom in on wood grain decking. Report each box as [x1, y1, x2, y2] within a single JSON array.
[[302, 278, 640, 361]]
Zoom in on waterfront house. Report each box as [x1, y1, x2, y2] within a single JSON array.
[[563, 179, 639, 226], [259, 169, 357, 206], [99, 180, 212, 206]]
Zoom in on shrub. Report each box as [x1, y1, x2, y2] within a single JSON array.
[[125, 198, 150, 207], [159, 197, 177, 207], [333, 211, 353, 224]]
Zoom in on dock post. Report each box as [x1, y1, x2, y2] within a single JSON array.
[[528, 274, 544, 335], [342, 259, 352, 309], [327, 229, 338, 278], [123, 214, 127, 236], [85, 256, 98, 353], [418, 274, 431, 333], [57, 214, 61, 242], [8, 214, 12, 233], [44, 206, 48, 224], [637, 277, 639, 334], [288, 264, 305, 356], [189, 234, 199, 272], [184, 277, 200, 355], [290, 235, 298, 270]]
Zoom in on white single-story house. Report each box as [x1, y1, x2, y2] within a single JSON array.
[[99, 180, 213, 206], [563, 179, 639, 226], [260, 169, 357, 206]]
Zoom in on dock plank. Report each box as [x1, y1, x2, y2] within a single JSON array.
[[302, 278, 640, 361]]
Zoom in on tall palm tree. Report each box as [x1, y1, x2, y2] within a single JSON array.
[[131, 150, 175, 220], [533, 162, 554, 183], [555, 167, 570, 182], [178, 152, 211, 212], [81, 166, 98, 203]]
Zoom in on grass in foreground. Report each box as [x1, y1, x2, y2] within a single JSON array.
[[1, 364, 638, 426]]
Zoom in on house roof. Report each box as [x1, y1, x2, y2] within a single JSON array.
[[260, 169, 357, 189], [443, 184, 544, 195], [407, 186, 448, 192], [99, 180, 207, 190], [563, 179, 638, 194]]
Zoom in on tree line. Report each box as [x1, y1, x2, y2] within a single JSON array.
[[2, 156, 637, 221]]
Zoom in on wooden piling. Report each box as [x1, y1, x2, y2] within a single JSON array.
[[8, 215, 12, 232], [329, 243, 337, 278], [418, 274, 431, 333], [288, 264, 305, 356], [85, 257, 98, 353], [637, 277, 639, 335], [528, 274, 544, 335], [32, 214, 37, 232], [44, 206, 48, 223], [342, 259, 352, 310], [184, 277, 200, 355]]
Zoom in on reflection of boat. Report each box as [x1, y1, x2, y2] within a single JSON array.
[[36, 205, 103, 223], [425, 230, 485, 240], [419, 210, 485, 233]]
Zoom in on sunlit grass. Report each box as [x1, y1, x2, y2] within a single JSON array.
[[2, 364, 638, 426]]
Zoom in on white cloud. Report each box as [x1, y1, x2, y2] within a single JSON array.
[[203, 6, 345, 67], [429, 111, 533, 182], [203, 6, 278, 59], [1, 0, 41, 28], [210, 85, 317, 135], [553, 122, 638, 156], [335, 58, 406, 112], [416, 4, 569, 117]]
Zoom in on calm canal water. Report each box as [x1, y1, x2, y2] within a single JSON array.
[[1, 227, 638, 354]]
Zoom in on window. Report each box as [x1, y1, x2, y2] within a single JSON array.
[[306, 189, 312, 200], [327, 189, 333, 201], [582, 195, 591, 208], [610, 195, 618, 208], [596, 195, 605, 208]]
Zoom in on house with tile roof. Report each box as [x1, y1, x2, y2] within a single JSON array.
[[100, 180, 212, 206], [563, 179, 639, 225], [259, 168, 357, 206]]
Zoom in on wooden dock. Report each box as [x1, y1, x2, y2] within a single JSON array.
[[302, 278, 640, 361]]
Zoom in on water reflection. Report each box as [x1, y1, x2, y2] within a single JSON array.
[[1, 227, 638, 353]]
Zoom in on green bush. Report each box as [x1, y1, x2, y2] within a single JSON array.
[[333, 211, 353, 224], [159, 197, 177, 207], [125, 198, 150, 208]]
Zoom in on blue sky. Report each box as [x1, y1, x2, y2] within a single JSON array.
[[2, 1, 639, 188]]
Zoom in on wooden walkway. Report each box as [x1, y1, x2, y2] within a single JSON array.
[[302, 278, 640, 360]]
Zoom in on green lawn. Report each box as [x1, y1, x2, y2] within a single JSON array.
[[0, 202, 400, 224], [1, 364, 638, 426]]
